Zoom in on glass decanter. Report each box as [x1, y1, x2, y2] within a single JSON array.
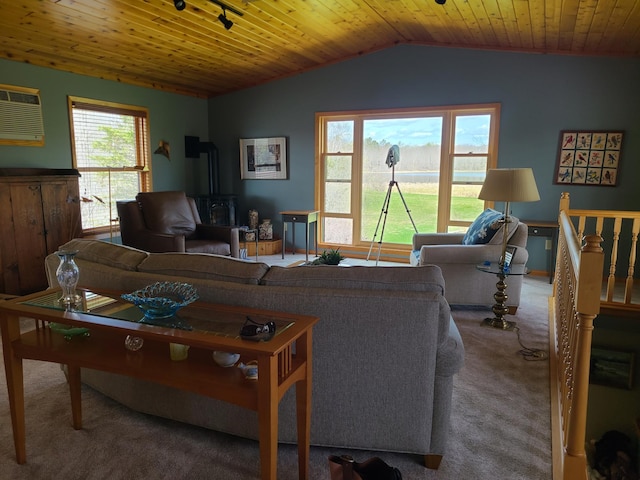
[[56, 249, 81, 307]]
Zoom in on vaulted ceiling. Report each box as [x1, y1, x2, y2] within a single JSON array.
[[1, 1, 639, 98]]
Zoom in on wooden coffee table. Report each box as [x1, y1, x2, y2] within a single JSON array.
[[0, 288, 318, 480]]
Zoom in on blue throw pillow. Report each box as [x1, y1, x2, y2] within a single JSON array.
[[462, 208, 504, 245]]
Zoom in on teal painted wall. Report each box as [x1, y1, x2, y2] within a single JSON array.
[[3, 46, 640, 270], [0, 59, 210, 194], [207, 44, 640, 269]]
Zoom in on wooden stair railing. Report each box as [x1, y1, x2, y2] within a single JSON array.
[[559, 192, 640, 313], [551, 209, 604, 480]]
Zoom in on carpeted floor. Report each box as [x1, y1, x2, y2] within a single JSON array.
[[0, 274, 553, 479]]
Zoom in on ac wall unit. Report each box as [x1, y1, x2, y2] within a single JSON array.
[[0, 85, 45, 145]]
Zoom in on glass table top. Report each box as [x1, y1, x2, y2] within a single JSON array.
[[476, 262, 527, 276], [21, 289, 294, 340]]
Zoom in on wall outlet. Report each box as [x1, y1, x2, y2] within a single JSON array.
[[545, 239, 552, 250]]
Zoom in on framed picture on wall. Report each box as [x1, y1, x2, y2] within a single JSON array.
[[554, 130, 623, 186], [239, 137, 288, 180], [589, 346, 635, 390]]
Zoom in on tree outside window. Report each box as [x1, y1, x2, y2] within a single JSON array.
[[68, 97, 151, 236]]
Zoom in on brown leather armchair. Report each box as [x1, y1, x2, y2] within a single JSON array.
[[117, 191, 240, 257]]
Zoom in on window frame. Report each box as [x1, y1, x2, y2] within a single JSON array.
[[315, 103, 500, 254], [68, 96, 152, 236]]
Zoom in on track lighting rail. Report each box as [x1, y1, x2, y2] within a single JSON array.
[[208, 0, 243, 17]]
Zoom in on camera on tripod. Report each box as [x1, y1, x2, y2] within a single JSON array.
[[367, 145, 418, 264], [385, 145, 400, 168]]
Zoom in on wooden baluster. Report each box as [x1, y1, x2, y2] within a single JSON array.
[[577, 216, 586, 240], [559, 192, 570, 212], [606, 217, 622, 302], [594, 217, 604, 237], [624, 218, 639, 304]]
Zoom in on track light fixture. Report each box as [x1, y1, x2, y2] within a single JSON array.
[[209, 0, 243, 29], [218, 7, 233, 30], [172, 0, 244, 31]]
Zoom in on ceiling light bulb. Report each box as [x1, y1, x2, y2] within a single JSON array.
[[174, 0, 186, 10]]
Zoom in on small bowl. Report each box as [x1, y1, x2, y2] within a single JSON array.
[[213, 351, 240, 367], [121, 282, 198, 319]]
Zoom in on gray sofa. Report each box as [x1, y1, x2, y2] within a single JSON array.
[[45, 239, 465, 468]]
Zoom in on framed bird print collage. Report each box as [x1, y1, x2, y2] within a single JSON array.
[[554, 130, 623, 186]]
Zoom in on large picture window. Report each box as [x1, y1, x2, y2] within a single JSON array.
[[68, 97, 152, 235], [315, 104, 500, 253]]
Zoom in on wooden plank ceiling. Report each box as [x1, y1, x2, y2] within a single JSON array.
[[1, 0, 639, 98]]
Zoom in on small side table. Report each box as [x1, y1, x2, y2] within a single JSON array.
[[280, 210, 319, 262], [476, 262, 527, 331]]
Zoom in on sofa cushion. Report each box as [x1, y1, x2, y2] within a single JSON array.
[[138, 253, 269, 285], [185, 240, 231, 256], [58, 238, 148, 271], [260, 265, 445, 294], [462, 208, 519, 245]]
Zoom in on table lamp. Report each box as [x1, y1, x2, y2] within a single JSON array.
[[479, 167, 540, 269], [478, 168, 540, 329]]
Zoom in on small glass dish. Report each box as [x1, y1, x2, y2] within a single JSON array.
[[121, 282, 198, 319], [124, 335, 144, 352]]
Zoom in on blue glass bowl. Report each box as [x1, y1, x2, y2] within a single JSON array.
[[121, 282, 198, 319]]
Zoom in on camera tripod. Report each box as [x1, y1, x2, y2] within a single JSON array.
[[367, 164, 417, 264]]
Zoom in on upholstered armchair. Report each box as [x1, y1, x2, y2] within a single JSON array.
[[410, 208, 529, 311], [117, 191, 240, 257]]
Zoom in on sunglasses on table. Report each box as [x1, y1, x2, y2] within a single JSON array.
[[240, 316, 276, 342]]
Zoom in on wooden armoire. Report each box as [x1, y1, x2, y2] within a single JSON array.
[[0, 168, 82, 295]]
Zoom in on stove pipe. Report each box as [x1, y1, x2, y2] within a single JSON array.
[[185, 135, 219, 196]]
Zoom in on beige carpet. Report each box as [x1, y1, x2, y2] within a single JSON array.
[[0, 276, 553, 479]]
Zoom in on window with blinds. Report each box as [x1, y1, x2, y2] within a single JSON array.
[[68, 96, 151, 235]]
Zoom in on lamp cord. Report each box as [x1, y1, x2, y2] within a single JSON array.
[[513, 326, 548, 361]]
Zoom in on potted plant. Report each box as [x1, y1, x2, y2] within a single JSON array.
[[310, 248, 345, 265]]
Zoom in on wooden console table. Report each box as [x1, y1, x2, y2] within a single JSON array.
[[0, 289, 317, 480]]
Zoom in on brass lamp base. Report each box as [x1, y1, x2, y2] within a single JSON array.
[[480, 271, 517, 331], [482, 317, 517, 331]]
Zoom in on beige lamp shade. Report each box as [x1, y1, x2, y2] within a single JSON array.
[[478, 168, 540, 203]]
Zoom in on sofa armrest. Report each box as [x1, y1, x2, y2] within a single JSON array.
[[413, 233, 466, 249], [436, 316, 465, 377], [196, 225, 241, 258]]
